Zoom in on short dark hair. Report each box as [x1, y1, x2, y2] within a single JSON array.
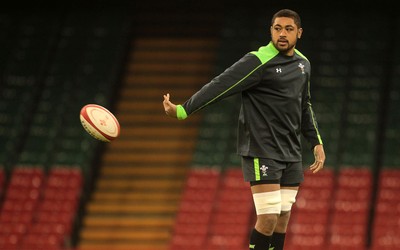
[[271, 9, 301, 28]]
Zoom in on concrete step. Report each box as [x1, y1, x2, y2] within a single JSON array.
[[78, 241, 167, 250], [95, 178, 184, 191], [83, 215, 174, 228], [100, 165, 188, 177], [80, 228, 170, 241], [102, 152, 193, 165], [86, 202, 178, 214]]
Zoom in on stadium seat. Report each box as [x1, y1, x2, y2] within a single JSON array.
[[169, 234, 206, 249], [371, 168, 400, 250], [285, 234, 326, 250], [169, 168, 221, 249], [0, 167, 4, 195], [0, 167, 45, 249], [324, 167, 372, 250], [201, 167, 252, 250], [17, 166, 83, 249], [286, 168, 334, 248], [205, 234, 248, 249]]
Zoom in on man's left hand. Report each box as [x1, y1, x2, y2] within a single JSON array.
[[309, 144, 325, 173]]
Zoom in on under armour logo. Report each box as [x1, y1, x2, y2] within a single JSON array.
[[276, 68, 282, 73]]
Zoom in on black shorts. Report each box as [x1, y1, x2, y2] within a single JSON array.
[[241, 156, 304, 185]]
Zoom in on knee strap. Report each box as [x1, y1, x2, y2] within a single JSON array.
[[281, 189, 298, 211], [252, 190, 281, 215]]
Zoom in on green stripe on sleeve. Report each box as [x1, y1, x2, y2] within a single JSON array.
[[308, 104, 323, 144], [176, 105, 188, 120], [192, 64, 264, 114], [191, 42, 278, 115], [254, 158, 260, 181], [317, 134, 323, 144]]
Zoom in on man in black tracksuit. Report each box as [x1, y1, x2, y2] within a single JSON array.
[[163, 9, 325, 250]]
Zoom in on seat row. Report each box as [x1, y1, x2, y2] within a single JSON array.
[[169, 167, 253, 250], [287, 167, 400, 250], [0, 166, 82, 250], [168, 166, 400, 250]]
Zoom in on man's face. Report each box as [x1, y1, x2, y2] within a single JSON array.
[[270, 17, 302, 56]]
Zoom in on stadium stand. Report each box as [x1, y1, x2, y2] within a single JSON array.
[[326, 167, 372, 250], [0, 165, 82, 250], [0, 167, 4, 199], [286, 168, 334, 250], [169, 167, 252, 250], [0, 166, 45, 249], [0, 2, 399, 250], [78, 37, 218, 250], [0, 7, 130, 250], [169, 168, 221, 250], [19, 166, 83, 250], [0, 12, 61, 172], [204, 168, 253, 250], [370, 169, 400, 250]]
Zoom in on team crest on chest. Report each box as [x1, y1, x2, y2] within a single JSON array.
[[298, 63, 305, 74]]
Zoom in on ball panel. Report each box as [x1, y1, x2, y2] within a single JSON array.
[[86, 106, 120, 137], [80, 114, 110, 142], [79, 104, 120, 142]]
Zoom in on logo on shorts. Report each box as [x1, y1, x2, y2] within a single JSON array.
[[260, 165, 268, 176]]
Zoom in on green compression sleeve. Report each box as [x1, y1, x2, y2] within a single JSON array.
[[176, 105, 188, 120]]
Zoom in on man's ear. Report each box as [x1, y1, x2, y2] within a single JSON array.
[[297, 28, 303, 39]]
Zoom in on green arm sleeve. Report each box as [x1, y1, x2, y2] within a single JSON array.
[[176, 105, 188, 120]]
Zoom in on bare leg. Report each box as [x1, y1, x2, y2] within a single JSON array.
[[274, 210, 291, 233], [270, 186, 299, 250]]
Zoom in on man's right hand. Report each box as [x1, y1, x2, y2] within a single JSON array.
[[163, 93, 177, 118]]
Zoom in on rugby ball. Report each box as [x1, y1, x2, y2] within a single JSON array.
[[80, 104, 120, 142]]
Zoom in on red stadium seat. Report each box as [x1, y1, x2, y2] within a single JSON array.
[[371, 226, 400, 249], [334, 188, 371, 200], [285, 234, 326, 249], [218, 189, 252, 201], [327, 233, 367, 250], [170, 233, 206, 248], [333, 200, 370, 213], [336, 167, 372, 189], [290, 211, 330, 225], [175, 211, 212, 224], [293, 198, 330, 212], [302, 168, 335, 189], [205, 234, 248, 249], [172, 223, 209, 235], [180, 188, 218, 201], [209, 223, 249, 236], [212, 212, 252, 225], [289, 222, 327, 235], [370, 169, 400, 250], [331, 211, 368, 225], [0, 168, 5, 197], [0, 234, 20, 250]]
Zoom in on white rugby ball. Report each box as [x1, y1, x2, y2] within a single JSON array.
[[80, 104, 120, 142]]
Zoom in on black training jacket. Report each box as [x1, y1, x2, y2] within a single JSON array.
[[176, 42, 323, 162]]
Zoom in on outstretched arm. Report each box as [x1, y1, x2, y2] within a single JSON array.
[[163, 93, 177, 118], [163, 53, 263, 120]]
